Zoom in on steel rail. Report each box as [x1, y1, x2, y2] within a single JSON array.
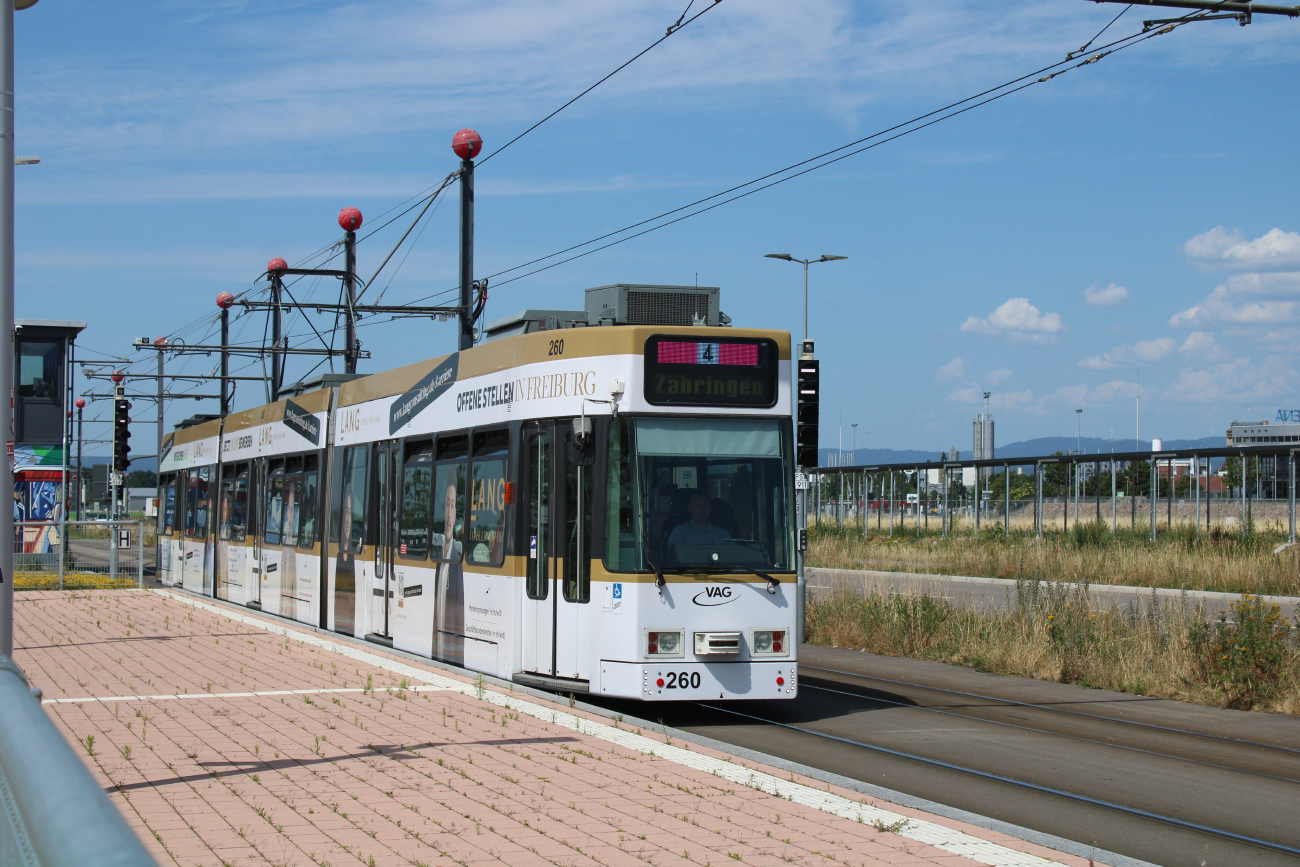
[[799, 680, 1300, 785], [698, 702, 1300, 859], [801, 664, 1300, 756]]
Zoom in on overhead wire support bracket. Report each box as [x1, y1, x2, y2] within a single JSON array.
[[1087, 0, 1299, 17]]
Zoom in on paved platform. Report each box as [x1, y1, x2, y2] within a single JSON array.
[[14, 589, 1104, 867]]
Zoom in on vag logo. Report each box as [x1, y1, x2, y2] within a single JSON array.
[[692, 586, 735, 606]]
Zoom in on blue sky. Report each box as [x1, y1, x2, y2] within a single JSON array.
[[14, 1, 1300, 457]]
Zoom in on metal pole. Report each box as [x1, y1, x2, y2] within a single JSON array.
[[1290, 451, 1296, 544], [459, 156, 476, 352], [157, 349, 164, 472], [0, 0, 14, 656], [1241, 451, 1247, 537], [137, 521, 144, 589], [1111, 459, 1116, 534], [795, 486, 805, 644], [941, 466, 948, 538], [1064, 461, 1069, 533], [1004, 464, 1010, 536], [344, 227, 358, 372], [1035, 462, 1043, 537], [1206, 457, 1211, 533], [1095, 460, 1101, 523], [219, 306, 229, 415], [1167, 458, 1173, 530], [802, 260, 809, 342], [889, 471, 895, 538], [76, 404, 83, 519], [915, 467, 921, 534], [1150, 460, 1157, 542], [270, 273, 284, 400]]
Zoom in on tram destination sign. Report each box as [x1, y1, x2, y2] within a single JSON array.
[[643, 335, 778, 408]]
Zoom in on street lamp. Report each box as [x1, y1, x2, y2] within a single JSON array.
[[764, 253, 847, 341]]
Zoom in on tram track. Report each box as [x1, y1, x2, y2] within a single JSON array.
[[801, 663, 1300, 758], [606, 646, 1300, 866], [797, 678, 1300, 785], [696, 702, 1300, 861]]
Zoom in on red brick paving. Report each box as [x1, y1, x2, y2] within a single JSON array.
[[12, 590, 1097, 867]]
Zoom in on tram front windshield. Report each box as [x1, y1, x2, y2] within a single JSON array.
[[632, 418, 793, 573]]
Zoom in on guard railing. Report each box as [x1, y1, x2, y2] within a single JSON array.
[[0, 654, 158, 866]]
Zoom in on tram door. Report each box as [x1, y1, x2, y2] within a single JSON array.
[[370, 441, 399, 640], [521, 421, 591, 682]]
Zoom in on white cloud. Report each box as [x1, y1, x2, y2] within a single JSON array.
[[1182, 226, 1300, 272], [986, 369, 1012, 386], [1168, 273, 1300, 328], [1178, 331, 1230, 360], [1165, 356, 1300, 403], [1083, 282, 1128, 307], [960, 297, 1064, 345], [935, 357, 967, 380], [1078, 337, 1175, 370]]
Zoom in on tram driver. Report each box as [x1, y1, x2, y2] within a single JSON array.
[[666, 492, 733, 551]]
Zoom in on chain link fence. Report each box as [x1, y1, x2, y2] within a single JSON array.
[[14, 520, 148, 590]]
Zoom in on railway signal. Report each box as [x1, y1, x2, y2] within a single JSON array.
[[112, 389, 131, 473], [796, 341, 819, 469]]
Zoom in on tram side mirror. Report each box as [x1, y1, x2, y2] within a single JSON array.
[[572, 417, 595, 466], [573, 417, 592, 447]]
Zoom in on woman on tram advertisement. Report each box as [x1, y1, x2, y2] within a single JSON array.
[[433, 473, 464, 665]]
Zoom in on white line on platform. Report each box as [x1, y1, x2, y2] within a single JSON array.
[[154, 588, 1071, 867], [43, 685, 452, 705]]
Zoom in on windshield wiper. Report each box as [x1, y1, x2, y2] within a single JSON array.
[[694, 564, 781, 594]]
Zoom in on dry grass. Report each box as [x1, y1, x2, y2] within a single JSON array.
[[806, 582, 1300, 715], [808, 521, 1300, 597]]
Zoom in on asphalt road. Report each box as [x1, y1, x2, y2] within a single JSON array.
[[591, 645, 1300, 867]]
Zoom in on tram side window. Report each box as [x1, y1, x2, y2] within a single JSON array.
[[265, 462, 285, 546], [337, 446, 367, 554], [468, 428, 509, 566], [431, 434, 467, 562], [563, 431, 591, 603], [162, 476, 176, 536], [194, 466, 211, 541], [400, 440, 433, 559], [298, 456, 318, 548], [185, 471, 198, 537], [283, 457, 302, 548], [218, 475, 236, 541], [604, 417, 636, 570], [231, 466, 249, 542]]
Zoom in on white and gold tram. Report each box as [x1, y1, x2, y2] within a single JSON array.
[[157, 285, 799, 701]]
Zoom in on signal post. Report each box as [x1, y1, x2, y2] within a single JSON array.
[[795, 340, 819, 645]]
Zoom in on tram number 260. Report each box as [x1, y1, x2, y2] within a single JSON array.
[[663, 671, 702, 689]]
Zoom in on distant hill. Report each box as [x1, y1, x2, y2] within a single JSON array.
[[821, 435, 1226, 467]]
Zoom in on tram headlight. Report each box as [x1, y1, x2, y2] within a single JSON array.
[[646, 629, 684, 658], [751, 629, 789, 656]]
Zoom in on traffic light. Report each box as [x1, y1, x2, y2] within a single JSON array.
[[796, 354, 819, 468], [113, 398, 132, 472]]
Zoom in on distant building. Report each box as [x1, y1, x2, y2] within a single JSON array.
[[1225, 419, 1300, 446], [1222, 418, 1295, 497]]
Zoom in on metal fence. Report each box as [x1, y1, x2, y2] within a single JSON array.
[[13, 520, 147, 590], [0, 655, 158, 866], [811, 444, 1300, 542]]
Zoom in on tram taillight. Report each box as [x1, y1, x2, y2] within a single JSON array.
[[646, 630, 684, 658], [752, 629, 789, 656]]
